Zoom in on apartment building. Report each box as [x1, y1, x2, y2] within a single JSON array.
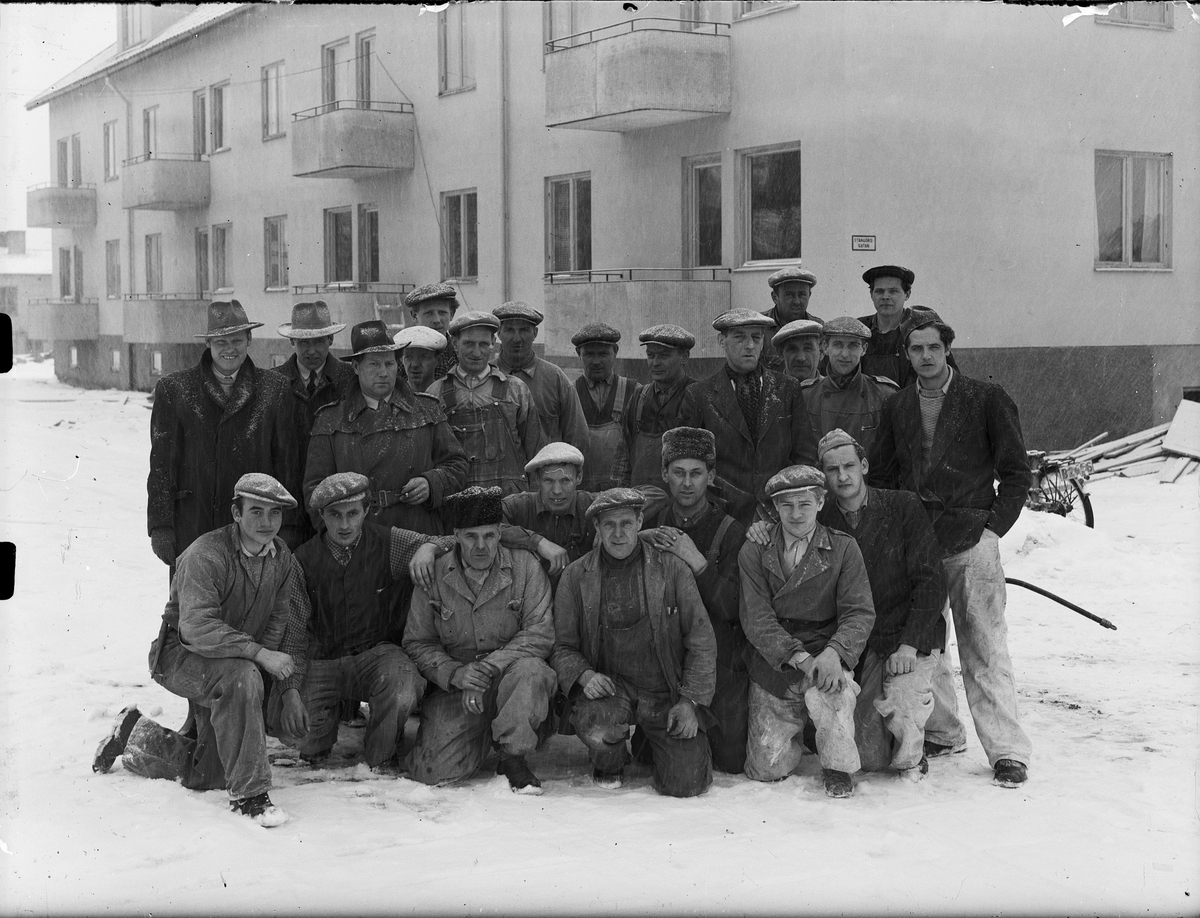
[[24, 1, 1200, 446], [1, 231, 52, 354]]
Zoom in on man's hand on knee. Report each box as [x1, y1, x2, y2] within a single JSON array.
[[667, 698, 699, 739], [812, 647, 848, 693], [580, 671, 616, 700], [254, 648, 295, 680], [280, 688, 309, 739], [450, 661, 498, 693], [886, 644, 917, 676]]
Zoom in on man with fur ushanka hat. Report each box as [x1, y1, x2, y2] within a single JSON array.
[[403, 487, 557, 794]]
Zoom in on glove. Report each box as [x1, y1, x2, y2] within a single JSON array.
[[150, 528, 176, 567]]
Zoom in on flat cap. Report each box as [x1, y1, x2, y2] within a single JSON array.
[[446, 486, 504, 529], [310, 472, 371, 511], [493, 301, 544, 325], [448, 310, 500, 336], [585, 487, 646, 524], [772, 318, 824, 347], [405, 283, 459, 309], [712, 309, 777, 332], [765, 465, 827, 500], [233, 472, 297, 509], [899, 305, 948, 343], [816, 428, 863, 462], [822, 316, 872, 340], [572, 322, 621, 348], [768, 266, 818, 289], [862, 265, 916, 289], [393, 325, 447, 352], [638, 324, 695, 350], [662, 427, 716, 468], [525, 442, 586, 475]]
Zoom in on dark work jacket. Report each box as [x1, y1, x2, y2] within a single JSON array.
[[679, 366, 818, 527], [294, 523, 407, 660], [147, 351, 300, 555], [819, 488, 946, 660], [850, 308, 959, 389], [871, 372, 1031, 557]]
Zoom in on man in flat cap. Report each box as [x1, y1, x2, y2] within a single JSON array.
[[739, 465, 875, 797], [95, 473, 303, 827], [404, 487, 557, 794], [404, 283, 461, 382], [273, 301, 357, 545], [493, 301, 590, 449], [395, 325, 448, 394], [614, 324, 697, 488], [148, 300, 302, 574], [639, 427, 749, 774], [552, 489, 717, 797], [275, 472, 448, 773], [680, 309, 819, 527], [426, 311, 546, 495], [305, 321, 467, 537], [762, 267, 822, 373], [772, 318, 824, 386], [803, 316, 900, 465], [873, 309, 1032, 789], [855, 266, 956, 388], [572, 323, 642, 493]]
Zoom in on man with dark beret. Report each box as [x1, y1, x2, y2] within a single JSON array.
[[572, 322, 642, 492], [853, 265, 957, 388], [761, 266, 822, 373]]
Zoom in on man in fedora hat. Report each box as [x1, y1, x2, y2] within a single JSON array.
[[148, 300, 302, 572]]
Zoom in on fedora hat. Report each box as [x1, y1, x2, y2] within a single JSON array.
[[194, 300, 263, 338], [277, 300, 346, 339], [348, 320, 403, 357]]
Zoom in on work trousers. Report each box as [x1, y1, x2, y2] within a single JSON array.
[[708, 661, 750, 774], [744, 674, 861, 782], [924, 531, 1033, 767], [407, 656, 556, 785], [855, 648, 937, 772], [572, 680, 712, 798]]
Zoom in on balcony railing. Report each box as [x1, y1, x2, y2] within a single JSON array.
[[122, 153, 210, 210], [545, 18, 728, 53], [292, 99, 414, 121], [290, 282, 416, 328], [291, 100, 416, 179], [27, 182, 97, 227], [545, 267, 733, 283]]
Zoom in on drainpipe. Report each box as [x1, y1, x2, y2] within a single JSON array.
[[498, 2, 511, 301]]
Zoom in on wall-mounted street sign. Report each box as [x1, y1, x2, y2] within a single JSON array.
[[852, 235, 876, 251]]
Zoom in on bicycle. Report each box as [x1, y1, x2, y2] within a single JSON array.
[[1025, 450, 1095, 528]]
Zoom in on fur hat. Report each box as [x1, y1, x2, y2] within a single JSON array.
[[447, 486, 504, 529], [661, 427, 716, 468]]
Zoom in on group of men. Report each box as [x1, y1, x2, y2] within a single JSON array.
[[95, 263, 1033, 827]]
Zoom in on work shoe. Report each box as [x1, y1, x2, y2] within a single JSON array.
[[993, 759, 1028, 789], [592, 768, 624, 790], [497, 756, 544, 796], [92, 705, 143, 773], [371, 754, 407, 777], [898, 755, 929, 783], [300, 750, 331, 767], [230, 792, 290, 827], [822, 769, 853, 798], [923, 739, 966, 758]]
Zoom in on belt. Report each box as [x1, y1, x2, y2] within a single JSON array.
[[374, 488, 408, 509]]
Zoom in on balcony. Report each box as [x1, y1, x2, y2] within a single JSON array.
[[291, 283, 415, 330], [122, 294, 210, 343], [24, 297, 99, 340], [545, 19, 730, 132], [27, 183, 97, 227], [543, 268, 731, 358], [122, 153, 210, 211], [291, 101, 416, 179]]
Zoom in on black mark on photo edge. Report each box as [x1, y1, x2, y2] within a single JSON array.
[[0, 543, 14, 600], [0, 313, 12, 373]]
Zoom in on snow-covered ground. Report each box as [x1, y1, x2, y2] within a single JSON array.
[[2, 359, 1197, 915]]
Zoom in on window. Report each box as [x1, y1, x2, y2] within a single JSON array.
[[196, 228, 210, 297], [356, 32, 374, 105], [152, 351, 163, 375], [543, 2, 576, 53], [59, 247, 72, 298], [142, 107, 157, 156], [120, 6, 147, 49], [105, 240, 121, 299], [71, 134, 81, 186], [545, 174, 591, 273], [685, 156, 722, 268], [323, 40, 350, 105], [193, 89, 207, 155], [264, 216, 288, 290], [1095, 151, 1172, 268], [111, 349, 121, 372], [69, 346, 79, 368], [734, 1, 795, 19], [324, 208, 354, 282], [681, 1, 720, 30], [741, 143, 802, 264], [57, 139, 69, 187], [358, 204, 380, 283], [145, 235, 162, 295], [439, 4, 474, 94], [442, 190, 478, 280], [211, 84, 228, 151], [1098, 1, 1173, 28], [103, 121, 118, 179], [73, 247, 83, 303], [212, 224, 232, 290], [262, 62, 285, 138]]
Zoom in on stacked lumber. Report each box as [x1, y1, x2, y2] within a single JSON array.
[[1059, 401, 1200, 483]]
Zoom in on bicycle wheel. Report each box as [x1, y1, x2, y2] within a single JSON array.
[[1069, 479, 1094, 528], [1039, 472, 1095, 528]]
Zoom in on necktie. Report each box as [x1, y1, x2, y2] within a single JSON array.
[[306, 373, 317, 398]]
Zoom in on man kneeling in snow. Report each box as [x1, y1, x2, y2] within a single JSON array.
[[92, 473, 302, 827], [403, 487, 557, 794]]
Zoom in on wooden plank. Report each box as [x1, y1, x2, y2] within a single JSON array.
[[1121, 459, 1168, 478], [1163, 400, 1200, 460], [1094, 443, 1164, 472], [1070, 424, 1171, 462], [1157, 456, 1190, 484]]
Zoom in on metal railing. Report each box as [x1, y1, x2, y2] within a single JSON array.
[[546, 18, 728, 53], [293, 100, 414, 122], [123, 292, 207, 301], [291, 282, 415, 296], [27, 181, 97, 191], [29, 297, 99, 305], [122, 152, 206, 166], [544, 267, 732, 284]]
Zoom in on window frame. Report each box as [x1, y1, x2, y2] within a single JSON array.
[[193, 89, 208, 156], [737, 141, 803, 268], [324, 207, 355, 283], [57, 139, 69, 187], [683, 154, 723, 269], [196, 227, 210, 298], [152, 351, 163, 376], [70, 134, 82, 186], [733, 1, 798, 22], [264, 215, 289, 291], [103, 121, 118, 180], [142, 107, 157, 156], [544, 173, 592, 274], [212, 223, 233, 292], [441, 188, 479, 281], [1094, 149, 1173, 271], [59, 246, 72, 298], [210, 83, 229, 152], [322, 39, 350, 106], [1095, 1, 1173, 30], [105, 239, 121, 299], [356, 31, 375, 106], [144, 234, 163, 296], [261, 62, 286, 141], [438, 3, 475, 96], [358, 203, 380, 283], [543, 1, 576, 59]]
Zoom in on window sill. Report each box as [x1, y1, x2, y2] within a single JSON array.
[[213, 287, 234, 295], [264, 286, 288, 293], [734, 3, 798, 24], [438, 84, 477, 98], [210, 147, 231, 156], [262, 133, 286, 143], [444, 276, 478, 285], [733, 260, 802, 273], [104, 175, 119, 183], [1094, 18, 1173, 31], [1093, 264, 1173, 272]]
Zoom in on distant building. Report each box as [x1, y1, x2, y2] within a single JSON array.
[[1, 231, 52, 354], [24, 1, 1200, 445]]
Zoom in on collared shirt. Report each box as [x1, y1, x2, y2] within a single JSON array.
[[297, 358, 326, 385], [839, 488, 869, 531], [449, 363, 506, 404], [212, 363, 240, 392], [239, 537, 279, 559], [362, 393, 381, 411], [583, 372, 616, 411], [780, 527, 813, 575]]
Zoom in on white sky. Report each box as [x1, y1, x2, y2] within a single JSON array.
[[0, 3, 117, 248]]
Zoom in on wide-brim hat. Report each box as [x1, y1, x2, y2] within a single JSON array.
[[348, 320, 403, 357], [278, 300, 346, 339], [195, 300, 263, 338]]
